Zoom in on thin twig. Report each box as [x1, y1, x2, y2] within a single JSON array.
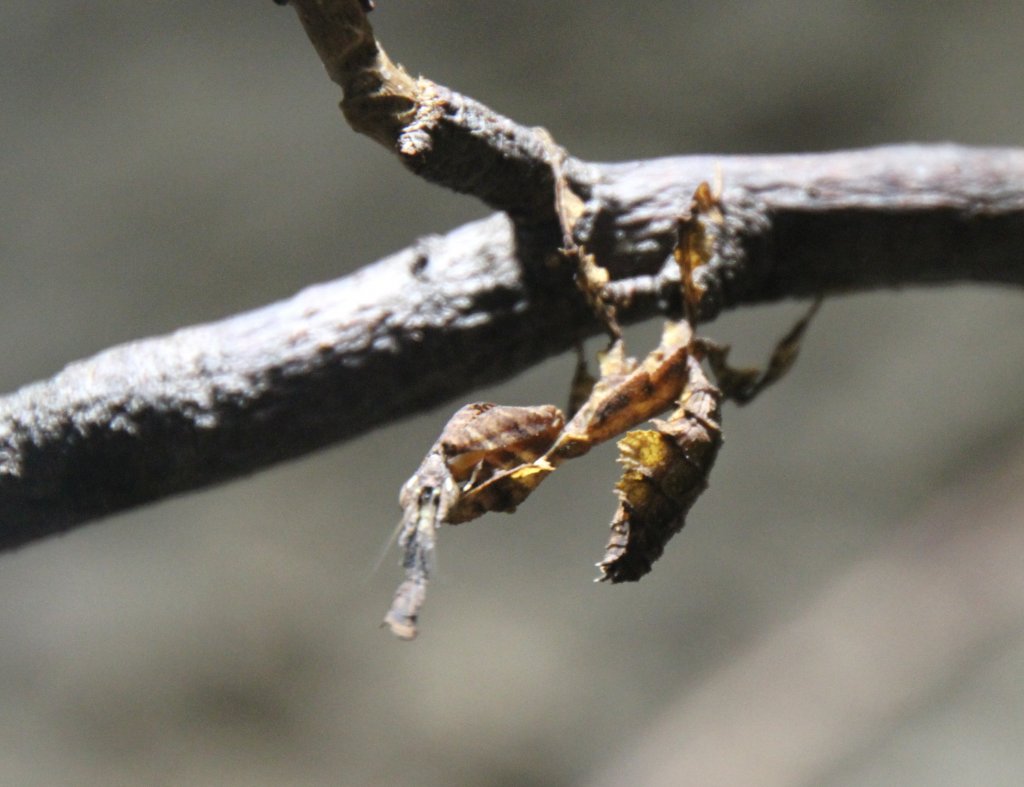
[[282, 0, 592, 224]]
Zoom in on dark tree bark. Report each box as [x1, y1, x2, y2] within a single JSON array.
[[0, 0, 1020, 550]]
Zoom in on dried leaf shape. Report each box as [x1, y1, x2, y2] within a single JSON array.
[[675, 180, 723, 321], [455, 319, 697, 521], [437, 403, 565, 489], [598, 355, 723, 582], [447, 459, 557, 525], [699, 298, 821, 404], [550, 320, 694, 460]]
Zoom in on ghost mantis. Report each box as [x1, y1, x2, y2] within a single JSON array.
[[384, 178, 820, 639]]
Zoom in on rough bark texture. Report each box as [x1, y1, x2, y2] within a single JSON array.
[[0, 0, 1021, 551], [0, 144, 1021, 549]]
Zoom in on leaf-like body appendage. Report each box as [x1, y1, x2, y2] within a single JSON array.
[[598, 355, 722, 583]]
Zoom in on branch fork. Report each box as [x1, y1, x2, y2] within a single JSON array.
[[0, 1, 1019, 554]]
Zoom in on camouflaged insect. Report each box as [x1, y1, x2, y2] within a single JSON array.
[[383, 179, 820, 639], [597, 353, 723, 582], [384, 403, 564, 640]]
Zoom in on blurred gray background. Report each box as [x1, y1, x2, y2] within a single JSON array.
[[2, 2, 1023, 785]]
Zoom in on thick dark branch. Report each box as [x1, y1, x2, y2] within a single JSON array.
[[278, 0, 1022, 311], [0, 0, 1019, 553], [0, 144, 1022, 550], [589, 146, 1024, 318]]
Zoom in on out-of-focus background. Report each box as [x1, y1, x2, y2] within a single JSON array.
[[2, 2, 1023, 784]]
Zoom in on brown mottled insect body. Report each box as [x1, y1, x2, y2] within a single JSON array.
[[385, 402, 565, 638], [552, 321, 694, 461], [440, 403, 564, 482], [384, 179, 820, 639], [441, 403, 564, 524], [598, 357, 723, 583]]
